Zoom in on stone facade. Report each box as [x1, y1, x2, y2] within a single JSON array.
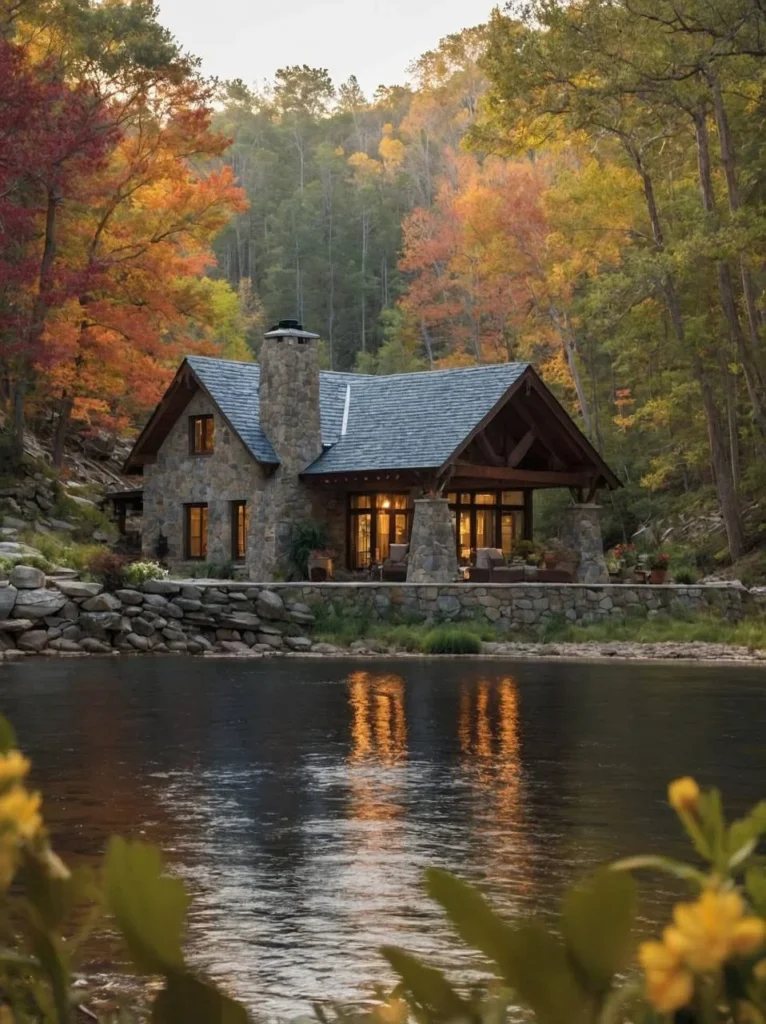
[[249, 329, 324, 579], [562, 504, 609, 583], [142, 390, 266, 571], [407, 499, 459, 583], [0, 573, 752, 660]]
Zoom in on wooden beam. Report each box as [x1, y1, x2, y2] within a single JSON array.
[[454, 461, 596, 487], [508, 429, 535, 468], [476, 432, 504, 466]]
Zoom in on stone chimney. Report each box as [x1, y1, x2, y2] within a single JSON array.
[[259, 319, 322, 471]]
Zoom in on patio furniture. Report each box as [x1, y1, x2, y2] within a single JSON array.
[[381, 543, 409, 582]]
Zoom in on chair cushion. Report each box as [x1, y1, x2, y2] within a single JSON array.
[[389, 543, 409, 564]]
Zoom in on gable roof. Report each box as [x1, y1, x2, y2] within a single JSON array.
[[304, 362, 528, 474], [125, 355, 619, 489]]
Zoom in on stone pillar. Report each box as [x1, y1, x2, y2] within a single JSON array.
[[561, 504, 609, 583], [406, 498, 459, 584]]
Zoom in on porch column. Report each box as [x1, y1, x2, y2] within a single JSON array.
[[561, 503, 609, 583], [406, 498, 459, 584]]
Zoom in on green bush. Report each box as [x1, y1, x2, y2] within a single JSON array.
[[122, 560, 168, 586], [422, 627, 482, 654], [288, 519, 328, 579], [674, 565, 699, 584]]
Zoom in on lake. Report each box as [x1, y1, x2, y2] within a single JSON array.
[[0, 656, 764, 1017]]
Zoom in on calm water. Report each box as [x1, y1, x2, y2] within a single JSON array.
[[1, 656, 765, 1016]]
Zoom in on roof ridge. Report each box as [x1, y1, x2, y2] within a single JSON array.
[[185, 354, 530, 381]]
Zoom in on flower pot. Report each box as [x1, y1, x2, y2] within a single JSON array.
[[543, 552, 557, 569], [649, 568, 667, 585]]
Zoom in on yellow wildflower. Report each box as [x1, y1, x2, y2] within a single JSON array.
[[374, 998, 408, 1024], [0, 750, 31, 786], [668, 890, 765, 972], [0, 787, 42, 840], [639, 939, 694, 1013], [669, 777, 700, 814], [753, 958, 766, 982]]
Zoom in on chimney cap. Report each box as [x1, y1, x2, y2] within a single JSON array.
[[265, 318, 320, 341]]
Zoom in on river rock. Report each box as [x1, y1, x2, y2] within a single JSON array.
[[48, 638, 82, 652], [219, 640, 253, 654], [312, 642, 342, 654], [10, 565, 46, 589], [13, 589, 67, 619], [290, 610, 315, 626], [17, 630, 49, 652], [81, 592, 122, 612], [79, 637, 112, 654], [0, 586, 17, 620], [79, 611, 123, 633], [141, 579, 180, 596], [126, 633, 150, 651], [219, 612, 261, 629], [255, 590, 287, 620], [56, 580, 103, 599], [60, 601, 79, 621], [181, 585, 203, 600], [0, 619, 33, 633], [285, 636, 312, 652], [164, 603, 183, 620], [115, 589, 143, 606], [131, 617, 156, 637], [162, 627, 186, 643], [172, 598, 202, 612], [142, 593, 168, 609], [62, 625, 82, 641], [256, 632, 284, 649], [166, 641, 188, 652]]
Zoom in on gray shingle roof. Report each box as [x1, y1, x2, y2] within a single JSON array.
[[186, 355, 529, 474]]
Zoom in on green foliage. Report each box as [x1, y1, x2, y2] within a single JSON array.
[[421, 628, 482, 655], [122, 561, 168, 586], [85, 551, 128, 591], [539, 610, 766, 648], [0, 553, 54, 576], [19, 532, 105, 573], [289, 520, 329, 580]]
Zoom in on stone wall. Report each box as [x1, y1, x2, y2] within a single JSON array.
[[142, 391, 266, 571], [0, 568, 752, 659]]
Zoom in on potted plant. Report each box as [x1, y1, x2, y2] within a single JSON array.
[[613, 542, 639, 580], [307, 547, 335, 580], [649, 551, 670, 584]]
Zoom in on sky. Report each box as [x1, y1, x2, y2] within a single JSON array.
[[156, 0, 494, 97]]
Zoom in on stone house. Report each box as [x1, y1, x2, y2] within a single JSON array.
[[124, 320, 620, 581]]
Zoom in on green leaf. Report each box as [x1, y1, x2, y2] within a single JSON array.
[[610, 855, 706, 887], [561, 869, 636, 993], [0, 716, 17, 755], [104, 837, 189, 974], [24, 918, 73, 1024], [381, 947, 469, 1021], [493, 921, 589, 1024], [18, 852, 95, 932], [746, 867, 766, 917], [727, 802, 766, 868], [424, 868, 518, 982], [152, 970, 250, 1024]]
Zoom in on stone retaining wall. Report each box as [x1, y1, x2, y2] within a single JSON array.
[[0, 567, 754, 659]]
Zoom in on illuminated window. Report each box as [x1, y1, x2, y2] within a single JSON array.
[[348, 493, 411, 569], [189, 415, 215, 455], [447, 491, 528, 564], [184, 504, 208, 559], [231, 501, 248, 561]]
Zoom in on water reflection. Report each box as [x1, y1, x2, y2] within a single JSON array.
[[2, 657, 766, 1018]]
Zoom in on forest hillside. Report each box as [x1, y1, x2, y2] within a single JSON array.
[[2, 0, 766, 575]]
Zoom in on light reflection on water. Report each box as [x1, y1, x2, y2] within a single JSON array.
[[1, 656, 765, 1018]]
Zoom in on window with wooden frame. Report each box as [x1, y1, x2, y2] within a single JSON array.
[[184, 503, 208, 560], [231, 501, 248, 561], [445, 490, 531, 564], [189, 415, 215, 455], [348, 493, 410, 570]]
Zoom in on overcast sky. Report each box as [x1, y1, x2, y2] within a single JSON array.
[[156, 0, 494, 97]]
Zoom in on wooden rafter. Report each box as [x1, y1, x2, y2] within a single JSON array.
[[507, 429, 536, 468], [454, 461, 596, 488]]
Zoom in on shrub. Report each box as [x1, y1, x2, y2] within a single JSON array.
[[122, 560, 169, 586], [674, 565, 699, 584], [288, 519, 328, 579], [86, 550, 128, 590], [422, 627, 482, 654]]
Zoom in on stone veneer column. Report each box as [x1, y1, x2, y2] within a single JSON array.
[[250, 322, 324, 580], [561, 504, 609, 583], [406, 498, 459, 584]]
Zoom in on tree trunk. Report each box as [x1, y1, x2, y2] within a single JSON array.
[[692, 108, 766, 436], [548, 303, 593, 436], [723, 362, 741, 493], [52, 392, 74, 470]]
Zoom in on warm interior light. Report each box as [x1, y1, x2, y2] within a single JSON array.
[[382, 499, 391, 509]]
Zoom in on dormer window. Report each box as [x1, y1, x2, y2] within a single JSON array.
[[189, 415, 214, 455]]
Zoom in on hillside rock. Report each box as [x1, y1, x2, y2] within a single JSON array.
[[13, 589, 67, 619]]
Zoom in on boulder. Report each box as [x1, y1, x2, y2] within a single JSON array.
[[61, 601, 79, 621], [61, 625, 82, 642], [256, 632, 284, 649], [115, 589, 143, 606], [142, 593, 168, 609], [218, 613, 261, 629], [202, 588, 230, 605], [126, 633, 150, 651], [79, 611, 124, 633], [290, 610, 316, 626], [255, 589, 287, 620], [79, 637, 112, 654], [312, 642, 342, 654], [0, 586, 17, 620], [56, 581, 103, 599], [285, 636, 312, 652], [164, 603, 183, 620], [10, 565, 46, 590], [219, 640, 253, 654], [166, 642, 188, 652], [180, 585, 203, 600], [13, 589, 67, 619], [2, 516, 26, 531], [141, 579, 180, 596], [17, 630, 49, 652], [81, 592, 122, 612], [0, 619, 34, 634], [48, 639, 82, 653], [131, 617, 156, 637], [48, 519, 76, 533], [162, 627, 186, 643], [191, 634, 213, 651], [172, 598, 202, 612]]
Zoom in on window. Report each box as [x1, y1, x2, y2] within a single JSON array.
[[349, 493, 411, 569], [184, 503, 208, 559], [189, 415, 215, 455], [446, 491, 529, 564], [231, 501, 248, 561]]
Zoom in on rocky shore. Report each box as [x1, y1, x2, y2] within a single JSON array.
[[1, 567, 764, 664]]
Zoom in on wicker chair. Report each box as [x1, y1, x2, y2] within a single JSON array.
[[381, 543, 409, 582]]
